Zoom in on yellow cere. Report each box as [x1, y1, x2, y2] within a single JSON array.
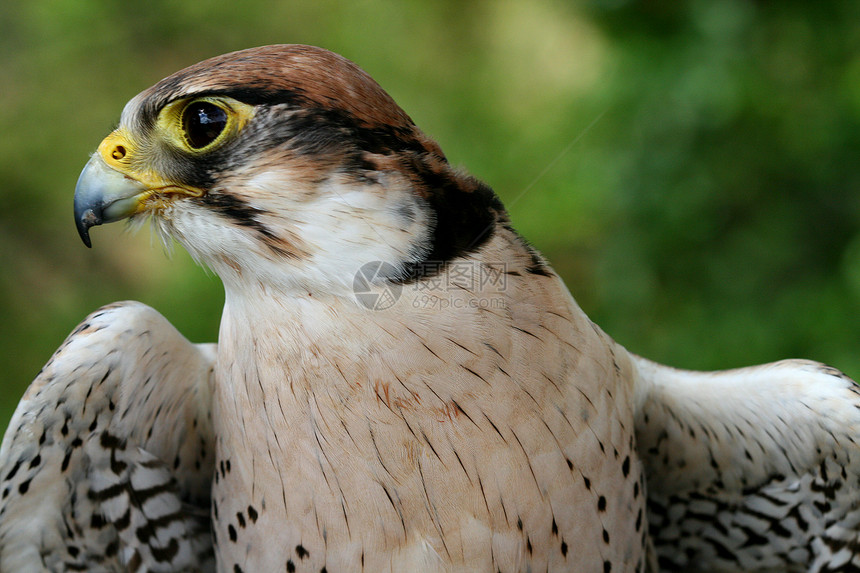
[[97, 129, 135, 172], [93, 97, 255, 205]]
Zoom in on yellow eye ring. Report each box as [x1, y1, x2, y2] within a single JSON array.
[[157, 96, 255, 153]]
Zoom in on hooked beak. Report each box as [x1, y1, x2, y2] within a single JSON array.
[[73, 154, 148, 248]]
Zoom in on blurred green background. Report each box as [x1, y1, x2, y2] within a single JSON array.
[[2, 0, 860, 430]]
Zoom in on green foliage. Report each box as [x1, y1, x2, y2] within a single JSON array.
[[1, 0, 859, 429]]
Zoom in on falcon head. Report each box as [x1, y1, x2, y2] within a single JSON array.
[[74, 45, 505, 294]]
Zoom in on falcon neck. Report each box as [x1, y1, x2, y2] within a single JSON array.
[[216, 280, 415, 398], [214, 224, 546, 373]]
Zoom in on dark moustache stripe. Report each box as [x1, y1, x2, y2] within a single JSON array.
[[198, 192, 289, 252]]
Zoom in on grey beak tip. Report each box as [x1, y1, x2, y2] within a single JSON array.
[[79, 229, 93, 249], [75, 208, 101, 248], [74, 154, 147, 248]]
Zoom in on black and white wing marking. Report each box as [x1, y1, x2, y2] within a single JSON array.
[[635, 357, 860, 572], [0, 302, 216, 572]]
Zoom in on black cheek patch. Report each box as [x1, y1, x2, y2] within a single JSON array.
[[394, 154, 507, 283]]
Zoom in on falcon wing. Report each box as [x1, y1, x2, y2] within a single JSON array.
[[635, 356, 860, 572], [0, 301, 216, 572]]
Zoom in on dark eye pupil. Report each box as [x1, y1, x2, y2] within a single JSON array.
[[183, 101, 227, 149]]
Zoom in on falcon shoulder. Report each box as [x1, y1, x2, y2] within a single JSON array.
[[0, 301, 216, 572], [634, 356, 860, 571]]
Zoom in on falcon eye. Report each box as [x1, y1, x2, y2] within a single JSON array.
[[182, 101, 228, 149]]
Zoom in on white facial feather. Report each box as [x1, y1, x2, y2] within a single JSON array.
[[157, 166, 432, 297]]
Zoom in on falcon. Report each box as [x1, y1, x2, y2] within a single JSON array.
[[1, 44, 859, 572]]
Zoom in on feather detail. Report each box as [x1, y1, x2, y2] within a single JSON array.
[[0, 302, 215, 572], [635, 357, 860, 571]]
